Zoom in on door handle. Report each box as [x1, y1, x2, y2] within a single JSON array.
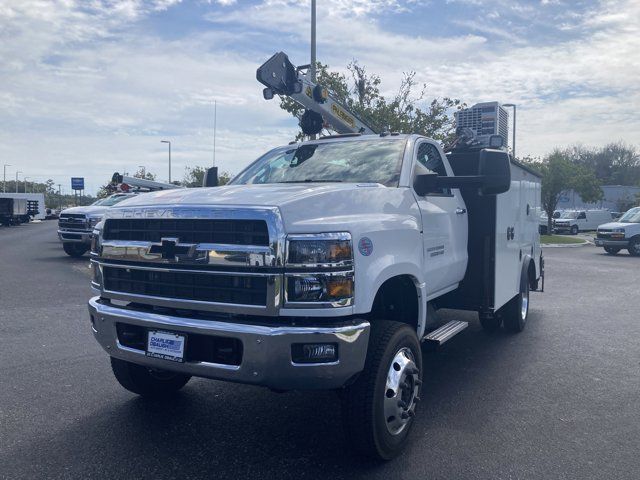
[[456, 208, 467, 215]]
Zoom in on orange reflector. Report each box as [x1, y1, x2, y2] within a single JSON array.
[[326, 277, 353, 298]]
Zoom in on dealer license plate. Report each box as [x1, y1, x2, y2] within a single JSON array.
[[146, 330, 186, 363], [594, 239, 603, 246]]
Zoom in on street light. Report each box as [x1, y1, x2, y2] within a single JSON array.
[[503, 103, 517, 159], [160, 140, 171, 183], [3, 164, 10, 193], [15, 171, 22, 193]]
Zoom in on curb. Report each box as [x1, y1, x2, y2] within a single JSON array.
[[541, 240, 590, 248]]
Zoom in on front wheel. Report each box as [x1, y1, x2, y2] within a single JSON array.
[[604, 246, 621, 255], [570, 225, 579, 235], [110, 357, 191, 397], [63, 242, 89, 257], [341, 321, 422, 460], [628, 238, 640, 257]]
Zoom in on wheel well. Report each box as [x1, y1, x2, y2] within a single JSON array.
[[369, 275, 419, 331]]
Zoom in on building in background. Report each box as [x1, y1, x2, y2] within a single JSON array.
[[557, 185, 640, 212]]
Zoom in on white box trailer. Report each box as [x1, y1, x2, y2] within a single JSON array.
[[0, 193, 46, 220]]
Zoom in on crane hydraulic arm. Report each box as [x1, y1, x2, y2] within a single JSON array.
[[257, 52, 376, 136]]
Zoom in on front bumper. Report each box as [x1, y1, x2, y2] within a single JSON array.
[[88, 297, 370, 390], [58, 229, 92, 244], [594, 238, 629, 247]]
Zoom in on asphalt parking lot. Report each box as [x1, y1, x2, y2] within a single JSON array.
[[1, 221, 639, 480]]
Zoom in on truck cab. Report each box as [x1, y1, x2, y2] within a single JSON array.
[[58, 193, 136, 257], [88, 134, 542, 459], [595, 206, 640, 256]]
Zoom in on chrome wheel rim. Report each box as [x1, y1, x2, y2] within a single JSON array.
[[383, 347, 420, 436], [521, 287, 529, 320]]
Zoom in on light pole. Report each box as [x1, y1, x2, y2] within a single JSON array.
[[23, 177, 30, 193], [15, 171, 22, 193], [503, 103, 517, 159], [161, 140, 171, 183], [3, 164, 10, 193]]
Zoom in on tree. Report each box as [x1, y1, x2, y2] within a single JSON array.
[[567, 142, 640, 186], [133, 168, 157, 181], [278, 61, 464, 143], [183, 166, 232, 188], [523, 149, 603, 233]]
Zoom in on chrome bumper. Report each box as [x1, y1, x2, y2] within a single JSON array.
[[88, 297, 370, 390], [58, 229, 92, 244], [594, 238, 628, 247]]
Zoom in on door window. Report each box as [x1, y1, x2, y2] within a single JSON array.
[[414, 142, 451, 196]]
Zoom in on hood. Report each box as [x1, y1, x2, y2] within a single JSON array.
[[109, 183, 419, 233], [61, 205, 110, 217], [597, 221, 631, 230]]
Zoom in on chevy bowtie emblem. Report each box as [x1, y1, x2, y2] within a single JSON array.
[[148, 238, 194, 261]]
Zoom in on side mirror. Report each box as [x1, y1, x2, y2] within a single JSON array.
[[203, 167, 219, 187], [413, 173, 439, 197], [478, 149, 511, 195]]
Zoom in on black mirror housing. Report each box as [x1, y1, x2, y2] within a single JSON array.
[[478, 149, 511, 195], [203, 167, 219, 187], [413, 173, 439, 197]]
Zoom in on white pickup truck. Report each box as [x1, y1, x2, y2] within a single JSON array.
[[88, 134, 542, 459], [594, 206, 640, 256]]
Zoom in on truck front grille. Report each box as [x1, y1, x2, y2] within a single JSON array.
[[59, 215, 87, 230], [103, 266, 268, 306], [103, 219, 269, 246]]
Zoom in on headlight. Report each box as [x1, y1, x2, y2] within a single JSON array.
[[286, 233, 352, 267], [90, 260, 102, 288], [285, 233, 354, 307], [286, 272, 354, 306], [88, 215, 102, 228], [90, 221, 104, 255]]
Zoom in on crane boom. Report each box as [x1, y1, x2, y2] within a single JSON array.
[[257, 52, 376, 136]]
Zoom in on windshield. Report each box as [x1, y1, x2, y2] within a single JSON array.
[[619, 207, 640, 223], [91, 194, 132, 207], [230, 138, 406, 186], [559, 211, 578, 219]]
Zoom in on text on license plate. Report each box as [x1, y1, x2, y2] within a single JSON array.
[[146, 330, 186, 362]]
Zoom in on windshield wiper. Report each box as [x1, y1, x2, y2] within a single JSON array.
[[279, 179, 343, 183]]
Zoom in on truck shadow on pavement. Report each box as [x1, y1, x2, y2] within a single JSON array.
[[7, 310, 537, 479]]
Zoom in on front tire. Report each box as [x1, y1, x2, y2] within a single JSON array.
[[570, 225, 579, 235], [63, 242, 89, 257], [604, 246, 621, 255], [110, 357, 191, 397], [341, 321, 422, 460], [502, 267, 530, 333], [628, 238, 640, 257]]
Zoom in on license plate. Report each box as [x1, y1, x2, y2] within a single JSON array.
[[146, 330, 186, 363], [594, 239, 603, 246]]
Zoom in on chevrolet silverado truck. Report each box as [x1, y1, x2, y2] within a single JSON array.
[[594, 206, 640, 256], [88, 134, 542, 459], [58, 193, 136, 257]]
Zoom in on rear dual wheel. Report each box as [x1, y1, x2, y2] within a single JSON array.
[[341, 321, 422, 460]]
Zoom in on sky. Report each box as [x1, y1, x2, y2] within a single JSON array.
[[0, 0, 638, 194]]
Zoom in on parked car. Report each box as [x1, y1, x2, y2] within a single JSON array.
[[594, 207, 640, 256], [553, 209, 612, 235], [539, 210, 561, 234]]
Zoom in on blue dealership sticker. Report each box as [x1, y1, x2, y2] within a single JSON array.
[[358, 237, 373, 256]]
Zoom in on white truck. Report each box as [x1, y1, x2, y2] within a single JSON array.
[[594, 206, 640, 256], [88, 133, 543, 459], [58, 175, 182, 257]]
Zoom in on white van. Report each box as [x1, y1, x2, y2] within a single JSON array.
[[553, 210, 612, 234]]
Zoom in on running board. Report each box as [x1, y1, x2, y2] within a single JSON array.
[[422, 320, 468, 345]]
